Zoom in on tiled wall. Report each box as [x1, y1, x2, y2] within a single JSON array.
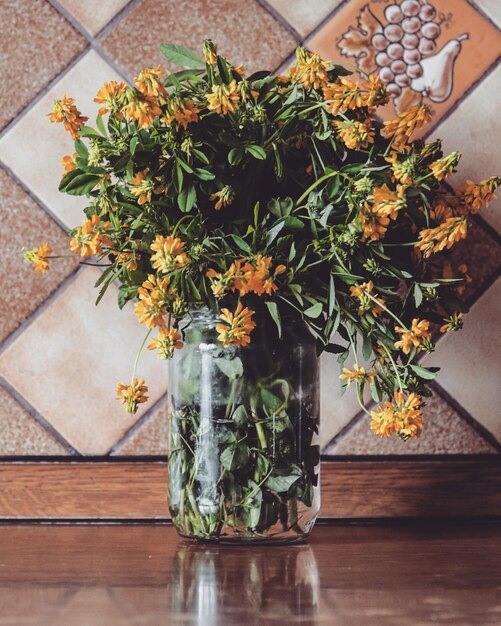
[[0, 0, 499, 458]]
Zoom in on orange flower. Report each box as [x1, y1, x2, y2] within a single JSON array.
[[443, 262, 471, 296], [334, 119, 374, 150], [370, 392, 423, 439], [94, 81, 127, 116], [23, 242, 52, 273], [382, 103, 431, 147], [162, 99, 200, 129], [323, 78, 363, 115], [350, 281, 384, 316], [134, 66, 168, 100], [394, 318, 431, 354], [440, 312, 464, 333], [239, 256, 286, 296], [216, 302, 256, 347], [48, 94, 88, 139], [134, 274, 174, 329], [358, 202, 390, 242], [415, 216, 468, 257], [460, 176, 500, 213], [291, 48, 330, 90], [385, 148, 415, 185], [428, 152, 460, 181], [70, 215, 111, 257], [150, 235, 189, 273], [123, 89, 162, 128], [370, 184, 406, 220], [207, 259, 246, 298], [147, 327, 183, 359], [340, 365, 377, 387], [206, 80, 240, 115], [131, 169, 164, 205], [430, 201, 454, 223], [61, 153, 77, 177], [116, 378, 148, 414], [209, 185, 235, 210]]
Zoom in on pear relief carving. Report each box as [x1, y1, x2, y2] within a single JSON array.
[[338, 0, 468, 112]]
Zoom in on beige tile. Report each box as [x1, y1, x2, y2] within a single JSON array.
[[0, 50, 124, 229], [474, 0, 501, 27], [0, 386, 69, 455], [325, 390, 497, 455], [266, 0, 343, 36], [0, 168, 78, 343], [0, 268, 168, 455], [0, 0, 86, 130], [100, 0, 298, 77], [433, 63, 501, 233], [423, 277, 501, 442], [113, 399, 168, 455], [58, 0, 131, 36]]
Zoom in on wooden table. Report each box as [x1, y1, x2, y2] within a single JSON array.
[[0, 522, 499, 625]]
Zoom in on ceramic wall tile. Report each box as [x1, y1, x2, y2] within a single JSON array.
[[307, 0, 501, 132], [473, 0, 501, 28], [100, 0, 298, 77], [0, 168, 78, 343], [58, 0, 131, 36], [325, 389, 497, 455], [423, 277, 501, 442], [265, 0, 344, 37], [113, 399, 168, 455], [0, 0, 86, 130], [0, 50, 125, 229], [0, 268, 168, 455]]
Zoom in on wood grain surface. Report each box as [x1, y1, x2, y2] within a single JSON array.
[[0, 458, 499, 519]]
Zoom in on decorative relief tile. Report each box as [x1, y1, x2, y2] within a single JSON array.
[[325, 390, 497, 455], [100, 0, 298, 76], [423, 277, 501, 442], [58, 0, 131, 36], [0, 386, 69, 456], [433, 63, 501, 233], [307, 0, 501, 130], [0, 268, 168, 455], [113, 398, 168, 455], [0, 168, 78, 343], [265, 0, 344, 37], [0, 51, 124, 229], [0, 0, 86, 130]]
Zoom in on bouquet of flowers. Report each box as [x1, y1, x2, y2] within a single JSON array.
[[25, 40, 498, 440]]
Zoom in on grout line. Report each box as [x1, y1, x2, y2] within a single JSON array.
[[94, 0, 143, 40], [303, 0, 351, 45], [0, 375, 80, 456], [254, 0, 302, 41], [47, 0, 94, 41], [431, 382, 501, 452], [108, 393, 168, 456], [467, 0, 501, 33]]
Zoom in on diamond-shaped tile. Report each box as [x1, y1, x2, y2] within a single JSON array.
[[0, 268, 168, 455], [0, 386, 69, 455], [0, 0, 86, 130], [112, 398, 168, 455], [325, 389, 497, 455], [0, 50, 125, 229], [433, 63, 501, 233], [423, 277, 501, 442], [0, 168, 78, 343], [58, 0, 131, 36], [266, 0, 343, 37], [100, 0, 298, 76], [474, 0, 501, 28], [307, 0, 501, 129]]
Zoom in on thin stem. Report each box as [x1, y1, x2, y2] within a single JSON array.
[[131, 328, 152, 383], [295, 170, 340, 206], [364, 291, 408, 331], [381, 344, 404, 394]]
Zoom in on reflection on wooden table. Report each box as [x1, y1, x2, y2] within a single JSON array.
[[0, 523, 499, 625]]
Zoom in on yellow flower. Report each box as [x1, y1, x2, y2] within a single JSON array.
[[370, 183, 406, 219], [147, 327, 183, 359], [415, 216, 468, 257], [94, 81, 127, 116], [48, 94, 88, 139], [382, 103, 432, 147], [440, 312, 464, 333], [207, 259, 246, 298], [206, 80, 240, 114], [114, 250, 140, 271], [123, 89, 162, 128], [358, 202, 390, 242], [370, 392, 423, 439], [385, 148, 415, 185], [131, 169, 164, 205], [70, 215, 112, 257], [209, 185, 235, 210], [150, 235, 189, 273], [350, 281, 384, 316], [239, 256, 286, 296], [203, 39, 217, 65], [134, 274, 174, 329], [340, 365, 377, 387], [61, 153, 77, 177], [292, 48, 330, 90], [334, 119, 374, 150], [216, 302, 256, 347], [460, 176, 500, 213], [394, 318, 431, 354], [162, 99, 200, 129], [430, 201, 454, 223], [116, 378, 148, 414], [428, 152, 461, 181], [23, 242, 53, 273], [134, 66, 168, 100]]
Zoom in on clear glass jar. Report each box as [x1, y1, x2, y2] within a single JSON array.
[[168, 306, 320, 543]]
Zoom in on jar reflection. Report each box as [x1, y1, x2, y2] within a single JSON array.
[[170, 543, 320, 625]]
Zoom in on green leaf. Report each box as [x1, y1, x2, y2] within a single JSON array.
[[265, 469, 302, 493], [260, 388, 282, 414], [178, 184, 196, 212], [214, 356, 243, 380], [328, 274, 336, 316], [304, 302, 323, 318], [79, 126, 102, 139], [232, 405, 248, 426], [164, 68, 204, 86], [95, 115, 108, 137], [267, 197, 293, 218], [266, 301, 282, 339], [324, 343, 347, 354], [228, 147, 244, 166], [246, 145, 266, 160], [159, 44, 204, 69], [74, 139, 88, 158], [229, 234, 251, 254], [414, 283, 423, 307], [221, 443, 250, 471], [130, 137, 139, 156], [409, 364, 437, 380], [59, 172, 101, 196], [193, 167, 215, 180]]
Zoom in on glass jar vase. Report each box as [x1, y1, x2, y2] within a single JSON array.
[[167, 306, 320, 543]]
